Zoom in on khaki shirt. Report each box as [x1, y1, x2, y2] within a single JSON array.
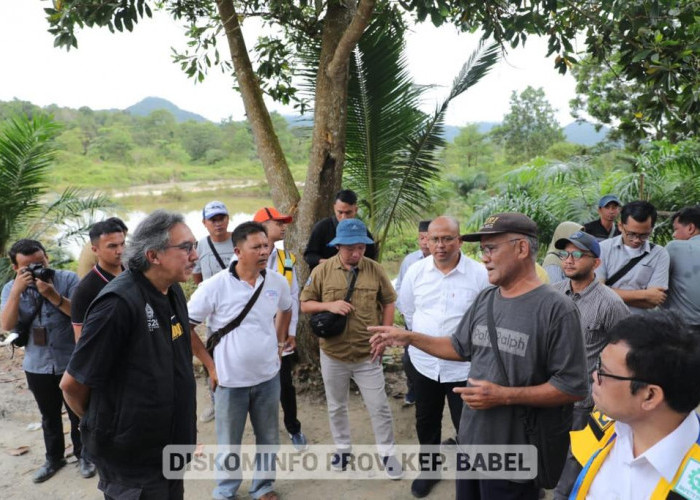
[[300, 255, 396, 363]]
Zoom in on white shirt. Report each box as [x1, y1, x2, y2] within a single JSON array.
[[188, 266, 292, 388], [399, 254, 490, 383], [395, 249, 427, 315], [267, 247, 300, 337], [588, 412, 700, 499]]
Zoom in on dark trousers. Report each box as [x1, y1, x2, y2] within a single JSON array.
[[402, 347, 414, 394], [25, 371, 82, 462], [98, 465, 184, 500], [552, 406, 591, 500], [280, 352, 301, 435], [405, 356, 464, 448], [456, 479, 539, 500]]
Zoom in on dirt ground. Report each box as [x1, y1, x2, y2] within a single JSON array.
[[0, 345, 460, 500]]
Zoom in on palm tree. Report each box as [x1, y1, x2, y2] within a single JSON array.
[[343, 18, 500, 258], [0, 113, 112, 282]]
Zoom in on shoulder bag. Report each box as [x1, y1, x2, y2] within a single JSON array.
[[310, 267, 358, 339], [485, 289, 572, 489], [204, 270, 266, 358]]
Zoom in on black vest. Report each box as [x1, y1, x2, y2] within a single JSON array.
[[80, 270, 196, 468]]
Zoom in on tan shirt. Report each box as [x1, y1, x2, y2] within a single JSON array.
[[300, 254, 396, 363]]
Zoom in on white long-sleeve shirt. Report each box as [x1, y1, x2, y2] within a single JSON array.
[[400, 254, 489, 383]]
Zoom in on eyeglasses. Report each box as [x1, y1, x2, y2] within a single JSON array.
[[478, 238, 523, 257], [164, 241, 198, 255], [593, 356, 654, 386], [556, 250, 593, 261], [428, 235, 459, 245], [621, 225, 651, 241]]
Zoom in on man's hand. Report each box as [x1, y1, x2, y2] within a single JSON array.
[[368, 325, 411, 362], [35, 278, 60, 303], [11, 268, 34, 295], [208, 366, 218, 391], [327, 300, 354, 315], [285, 336, 297, 352], [644, 286, 667, 306], [454, 378, 509, 410]]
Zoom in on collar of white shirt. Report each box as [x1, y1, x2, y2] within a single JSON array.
[[615, 411, 699, 483]]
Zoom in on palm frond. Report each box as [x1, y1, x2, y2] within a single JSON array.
[[0, 114, 61, 253]]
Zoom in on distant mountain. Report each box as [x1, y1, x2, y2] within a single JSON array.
[[125, 97, 208, 123], [563, 121, 609, 146]]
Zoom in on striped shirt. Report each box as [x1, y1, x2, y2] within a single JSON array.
[[551, 279, 630, 408]]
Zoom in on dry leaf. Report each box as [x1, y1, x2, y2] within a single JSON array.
[[8, 445, 29, 456]]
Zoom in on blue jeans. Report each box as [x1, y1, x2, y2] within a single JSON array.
[[213, 374, 280, 500]]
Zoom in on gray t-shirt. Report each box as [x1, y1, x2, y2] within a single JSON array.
[[663, 235, 700, 326], [193, 235, 235, 281], [451, 285, 588, 446]]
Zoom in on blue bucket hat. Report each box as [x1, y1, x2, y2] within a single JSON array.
[[328, 219, 374, 246]]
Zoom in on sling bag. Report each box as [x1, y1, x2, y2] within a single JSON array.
[[205, 269, 266, 358], [485, 289, 572, 489], [310, 267, 358, 339], [604, 243, 655, 287]]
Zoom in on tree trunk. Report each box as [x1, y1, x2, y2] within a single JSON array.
[[218, 0, 374, 365], [216, 0, 300, 215]]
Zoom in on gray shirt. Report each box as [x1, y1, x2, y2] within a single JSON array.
[[1, 270, 79, 374], [552, 279, 630, 408], [193, 235, 235, 281], [451, 285, 588, 446], [663, 235, 700, 326], [596, 235, 670, 314]]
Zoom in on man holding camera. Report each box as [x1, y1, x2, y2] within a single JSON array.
[[0, 239, 93, 482]]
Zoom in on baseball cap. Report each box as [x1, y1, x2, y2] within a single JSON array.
[[555, 231, 601, 258], [460, 212, 538, 242], [598, 195, 621, 208], [328, 219, 374, 246], [253, 207, 293, 224], [202, 201, 228, 220]]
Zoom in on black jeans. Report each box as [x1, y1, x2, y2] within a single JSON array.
[[98, 465, 184, 500], [402, 347, 415, 394], [552, 406, 591, 499], [25, 371, 81, 463], [280, 352, 301, 435], [405, 356, 464, 450], [456, 479, 539, 500]]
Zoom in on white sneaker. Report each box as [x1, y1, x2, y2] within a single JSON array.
[[199, 406, 215, 422]]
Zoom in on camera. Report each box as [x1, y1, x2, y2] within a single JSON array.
[[25, 263, 55, 282]]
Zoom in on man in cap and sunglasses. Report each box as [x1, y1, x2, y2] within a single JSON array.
[[370, 213, 588, 499], [549, 231, 629, 499]]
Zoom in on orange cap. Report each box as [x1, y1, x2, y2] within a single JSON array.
[[253, 207, 292, 223]]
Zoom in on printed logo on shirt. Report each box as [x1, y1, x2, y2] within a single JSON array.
[[264, 289, 279, 302], [145, 303, 159, 332], [171, 315, 184, 341], [673, 458, 700, 500], [590, 407, 613, 433], [472, 325, 529, 357]]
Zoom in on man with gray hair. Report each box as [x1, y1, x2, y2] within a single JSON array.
[[60, 210, 203, 499], [370, 213, 588, 499]]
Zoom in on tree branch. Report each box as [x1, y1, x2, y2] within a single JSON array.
[[326, 0, 376, 80]]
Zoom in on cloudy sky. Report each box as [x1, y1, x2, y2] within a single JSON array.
[[1, 1, 580, 126]]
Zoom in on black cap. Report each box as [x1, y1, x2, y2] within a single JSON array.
[[461, 212, 538, 242], [418, 220, 432, 232]]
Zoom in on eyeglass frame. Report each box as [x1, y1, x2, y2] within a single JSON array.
[[478, 238, 524, 257], [593, 356, 655, 386], [428, 235, 460, 245], [163, 240, 198, 255], [556, 250, 594, 261], [621, 224, 652, 241]]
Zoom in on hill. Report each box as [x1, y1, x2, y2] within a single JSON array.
[[563, 121, 609, 146], [125, 97, 208, 122]]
